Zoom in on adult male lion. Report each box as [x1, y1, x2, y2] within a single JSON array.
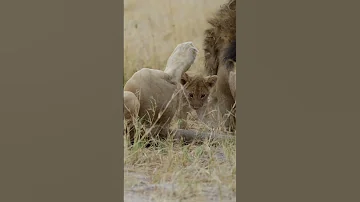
[[203, 0, 236, 131]]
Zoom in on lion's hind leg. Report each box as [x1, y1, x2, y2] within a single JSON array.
[[164, 42, 198, 83]]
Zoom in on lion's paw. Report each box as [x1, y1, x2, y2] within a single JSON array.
[[167, 42, 198, 69]]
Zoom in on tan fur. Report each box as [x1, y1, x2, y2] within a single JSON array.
[[203, 0, 236, 131], [123, 42, 198, 140], [164, 42, 198, 83], [176, 72, 217, 129], [124, 91, 140, 120], [228, 63, 236, 100]]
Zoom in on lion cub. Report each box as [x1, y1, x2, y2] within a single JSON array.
[[176, 72, 217, 129]]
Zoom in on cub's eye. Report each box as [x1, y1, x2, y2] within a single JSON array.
[[201, 94, 206, 98], [189, 93, 194, 98]]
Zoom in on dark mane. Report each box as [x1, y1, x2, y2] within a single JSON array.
[[224, 40, 236, 62], [223, 40, 236, 71], [203, 0, 236, 75]]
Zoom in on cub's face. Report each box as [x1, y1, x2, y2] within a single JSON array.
[[180, 73, 217, 110]]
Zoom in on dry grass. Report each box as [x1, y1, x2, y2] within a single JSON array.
[[124, 123, 236, 201], [124, 0, 235, 201]]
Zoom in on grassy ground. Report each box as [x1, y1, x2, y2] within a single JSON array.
[[124, 0, 235, 201]]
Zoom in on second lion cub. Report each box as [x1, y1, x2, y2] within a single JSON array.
[[177, 72, 217, 129]]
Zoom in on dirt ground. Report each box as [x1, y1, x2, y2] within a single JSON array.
[[124, 164, 236, 202]]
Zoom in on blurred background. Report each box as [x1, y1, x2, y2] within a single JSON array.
[[124, 0, 227, 82]]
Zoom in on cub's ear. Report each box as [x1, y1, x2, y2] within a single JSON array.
[[205, 75, 217, 88], [180, 72, 189, 85]]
